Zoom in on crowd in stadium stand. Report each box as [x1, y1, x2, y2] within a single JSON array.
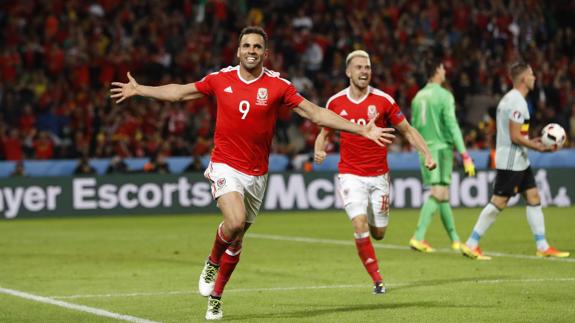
[[1, 0, 574, 165]]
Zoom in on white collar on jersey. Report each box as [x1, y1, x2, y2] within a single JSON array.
[[236, 65, 264, 84], [346, 86, 371, 104]]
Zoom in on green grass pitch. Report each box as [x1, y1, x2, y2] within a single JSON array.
[[1, 207, 574, 322]]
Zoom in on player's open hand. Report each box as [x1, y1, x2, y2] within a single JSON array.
[[364, 114, 395, 147], [110, 72, 139, 104], [314, 150, 327, 164], [424, 155, 437, 170]]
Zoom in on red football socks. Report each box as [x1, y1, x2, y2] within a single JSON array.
[[208, 223, 231, 265], [355, 236, 382, 283], [212, 244, 241, 297]]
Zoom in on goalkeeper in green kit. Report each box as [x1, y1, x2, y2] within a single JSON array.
[[409, 58, 476, 252]]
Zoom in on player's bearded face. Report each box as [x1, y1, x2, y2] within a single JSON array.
[[347, 57, 371, 89], [237, 34, 267, 71]]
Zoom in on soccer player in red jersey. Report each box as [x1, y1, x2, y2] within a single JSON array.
[[110, 27, 395, 320], [314, 50, 436, 294]]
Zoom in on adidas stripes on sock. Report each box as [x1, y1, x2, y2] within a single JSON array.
[[354, 232, 382, 284]]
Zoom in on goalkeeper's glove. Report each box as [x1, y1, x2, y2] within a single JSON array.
[[462, 152, 476, 177]]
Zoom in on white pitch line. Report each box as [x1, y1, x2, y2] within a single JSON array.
[[48, 277, 575, 300], [247, 233, 575, 263], [477, 277, 575, 284], [53, 290, 194, 300], [50, 284, 367, 299], [0, 286, 159, 323]]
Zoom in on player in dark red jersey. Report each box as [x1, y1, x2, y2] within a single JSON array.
[[110, 27, 395, 320], [314, 50, 436, 294]]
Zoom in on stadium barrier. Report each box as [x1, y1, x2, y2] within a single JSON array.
[[1, 149, 575, 177], [1, 169, 572, 219]]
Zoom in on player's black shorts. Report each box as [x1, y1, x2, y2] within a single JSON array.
[[493, 167, 537, 197]]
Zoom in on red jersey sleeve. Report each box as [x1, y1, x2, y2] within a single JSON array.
[[194, 73, 217, 96], [282, 82, 304, 109], [387, 102, 406, 126]]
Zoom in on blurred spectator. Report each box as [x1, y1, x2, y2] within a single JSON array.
[[1, 128, 24, 161], [32, 131, 54, 160], [11, 160, 25, 177], [74, 156, 96, 175], [106, 155, 129, 174], [185, 156, 204, 173], [144, 154, 170, 174]]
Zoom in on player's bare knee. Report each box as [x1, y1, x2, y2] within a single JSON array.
[[223, 220, 245, 239], [490, 195, 508, 210], [524, 188, 541, 205], [351, 215, 369, 232]]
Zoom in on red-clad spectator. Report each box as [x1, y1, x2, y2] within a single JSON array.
[[1, 48, 20, 84], [191, 135, 212, 156], [73, 132, 91, 158], [113, 110, 141, 142], [45, 44, 65, 77], [144, 132, 163, 157], [1, 128, 24, 161], [166, 106, 187, 137], [33, 132, 54, 160], [141, 104, 164, 137], [44, 15, 59, 40], [18, 105, 37, 139], [299, 119, 319, 153]]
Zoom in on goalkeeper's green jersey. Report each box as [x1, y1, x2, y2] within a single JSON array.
[[411, 83, 466, 152]]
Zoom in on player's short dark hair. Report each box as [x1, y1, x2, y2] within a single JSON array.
[[424, 57, 443, 79], [509, 61, 531, 82], [238, 26, 268, 49]]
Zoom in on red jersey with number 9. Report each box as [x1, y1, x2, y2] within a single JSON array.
[[326, 86, 405, 176], [195, 66, 304, 175]]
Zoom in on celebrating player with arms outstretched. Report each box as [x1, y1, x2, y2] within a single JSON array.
[[460, 62, 569, 260], [110, 27, 395, 320], [314, 50, 435, 294]]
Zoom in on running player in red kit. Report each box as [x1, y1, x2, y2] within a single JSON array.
[[110, 27, 395, 320], [314, 50, 436, 294]]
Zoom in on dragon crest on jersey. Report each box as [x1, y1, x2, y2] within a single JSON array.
[[256, 88, 268, 106], [367, 105, 377, 120]]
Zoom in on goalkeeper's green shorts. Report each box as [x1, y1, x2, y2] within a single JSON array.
[[419, 148, 453, 186]]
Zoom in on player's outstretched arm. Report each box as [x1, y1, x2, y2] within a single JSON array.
[[313, 127, 331, 164], [396, 120, 436, 170], [110, 72, 204, 103], [294, 99, 395, 147], [509, 121, 554, 152]]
